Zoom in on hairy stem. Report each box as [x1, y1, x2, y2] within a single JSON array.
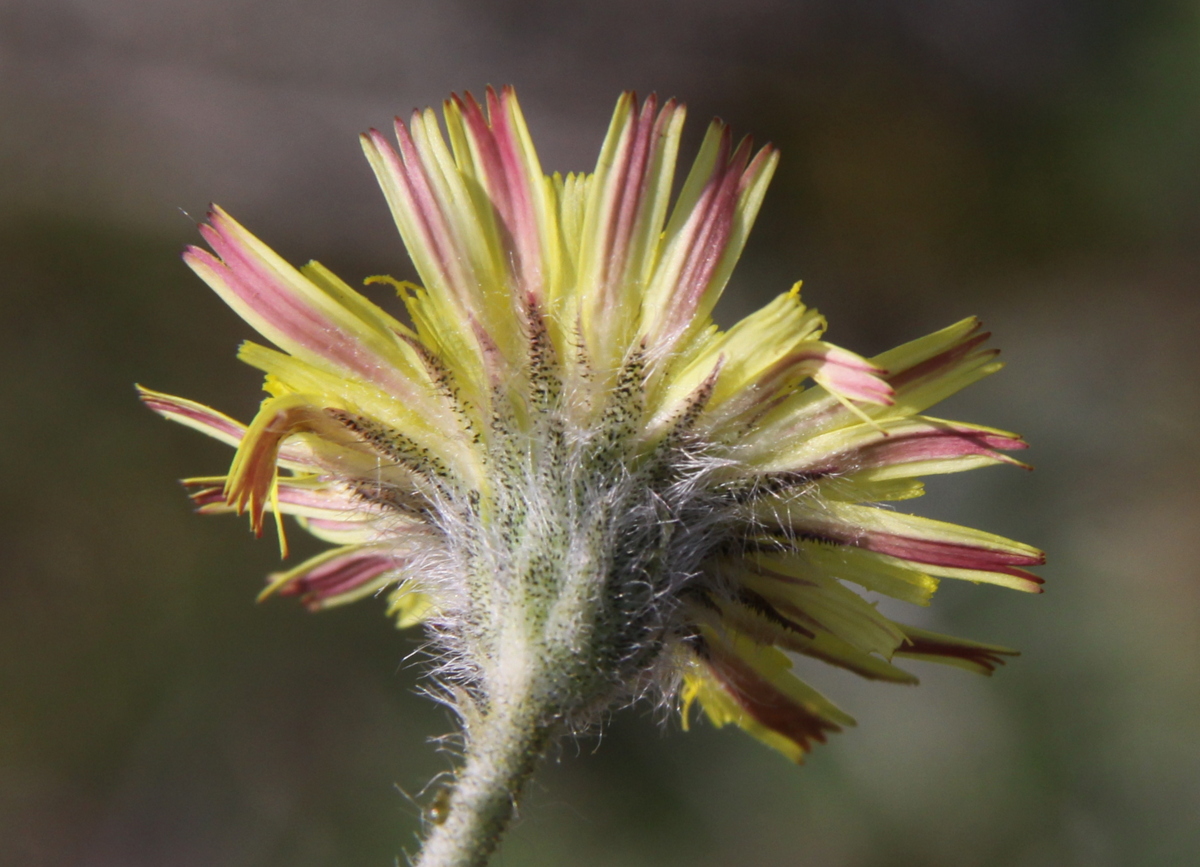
[[413, 695, 553, 867]]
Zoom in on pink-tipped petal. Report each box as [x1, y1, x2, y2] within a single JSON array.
[[187, 209, 424, 403], [576, 93, 686, 371], [263, 547, 402, 610], [703, 650, 841, 756], [646, 127, 742, 351], [893, 624, 1018, 674], [386, 119, 472, 302], [642, 128, 779, 361], [888, 329, 991, 390], [764, 416, 1031, 480], [754, 501, 1045, 592], [137, 385, 245, 447], [604, 93, 662, 292], [861, 532, 1042, 579], [184, 476, 387, 524], [481, 86, 545, 298], [809, 346, 895, 405], [851, 421, 1029, 470]]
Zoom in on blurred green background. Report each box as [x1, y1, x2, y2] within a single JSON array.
[[2, 2, 1199, 865]]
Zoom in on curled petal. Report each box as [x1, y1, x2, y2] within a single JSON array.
[[224, 394, 355, 536], [139, 386, 325, 471]]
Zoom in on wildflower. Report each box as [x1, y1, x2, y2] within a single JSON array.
[[142, 87, 1041, 867]]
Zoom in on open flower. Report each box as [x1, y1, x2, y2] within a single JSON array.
[[142, 87, 1041, 866]]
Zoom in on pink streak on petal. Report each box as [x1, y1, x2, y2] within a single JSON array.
[[385, 121, 470, 303], [277, 551, 398, 607], [147, 391, 319, 478], [889, 330, 991, 389], [191, 214, 411, 396], [303, 517, 370, 535], [457, 91, 513, 226], [855, 532, 1045, 581], [818, 348, 878, 372], [273, 485, 364, 514], [703, 641, 843, 755], [820, 367, 896, 404], [673, 130, 738, 307], [456, 91, 527, 289], [656, 131, 756, 349], [193, 229, 328, 350], [741, 348, 893, 408], [139, 389, 245, 444], [604, 93, 658, 290], [740, 143, 778, 192], [487, 86, 544, 298], [856, 425, 1028, 468], [812, 347, 895, 404]]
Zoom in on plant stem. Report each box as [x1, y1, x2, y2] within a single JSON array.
[[413, 695, 553, 867]]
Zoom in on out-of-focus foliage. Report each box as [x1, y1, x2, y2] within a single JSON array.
[[2, 2, 1198, 865]]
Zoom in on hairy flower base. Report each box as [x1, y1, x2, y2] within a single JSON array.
[[143, 86, 1041, 866]]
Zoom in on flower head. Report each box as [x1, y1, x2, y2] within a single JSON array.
[[142, 87, 1041, 771]]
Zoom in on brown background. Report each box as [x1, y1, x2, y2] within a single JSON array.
[[2, 2, 1198, 865]]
